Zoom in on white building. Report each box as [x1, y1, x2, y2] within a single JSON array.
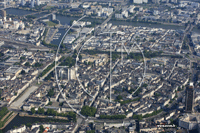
[[122, 10, 128, 18], [21, 0, 25, 6], [134, 0, 148, 3], [30, 0, 35, 8], [63, 35, 76, 44], [7, 125, 26, 133], [133, 0, 144, 4], [36, 0, 40, 6], [179, 114, 200, 130], [68, 67, 76, 80], [98, 8, 113, 17], [52, 14, 56, 20]]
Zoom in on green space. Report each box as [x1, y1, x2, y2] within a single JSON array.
[[39, 61, 55, 78], [23, 117, 70, 132], [45, 6, 54, 10], [46, 21, 57, 27], [33, 62, 43, 67], [26, 15, 36, 19], [0, 52, 4, 57], [99, 114, 126, 119], [86, 130, 95, 133], [0, 90, 2, 100], [30, 107, 76, 122], [60, 56, 75, 68], [0, 107, 9, 128], [81, 106, 97, 117], [25, 62, 30, 66], [45, 71, 54, 80], [83, 49, 183, 60], [132, 109, 163, 120], [42, 40, 57, 48], [118, 97, 140, 105], [47, 88, 55, 97], [41, 28, 57, 48]]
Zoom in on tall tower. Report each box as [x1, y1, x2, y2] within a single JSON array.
[[0, 10, 6, 21], [30, 0, 35, 8], [21, 0, 25, 6], [4, 0, 6, 8], [51, 14, 56, 21], [36, 0, 40, 6], [185, 82, 194, 113], [68, 67, 76, 80]]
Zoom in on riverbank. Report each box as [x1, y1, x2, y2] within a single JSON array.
[[0, 112, 17, 130], [111, 17, 184, 27], [1, 113, 71, 132], [19, 112, 68, 120]]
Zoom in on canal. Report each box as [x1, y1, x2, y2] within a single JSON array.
[[1, 114, 69, 132], [1, 8, 198, 132]]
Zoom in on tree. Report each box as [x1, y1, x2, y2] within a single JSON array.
[[170, 119, 174, 124], [20, 56, 26, 61], [81, 106, 97, 117], [33, 62, 43, 67], [74, 49, 77, 54], [25, 62, 30, 66], [59, 102, 64, 106], [31, 107, 36, 114], [100, 114, 126, 119], [39, 125, 45, 133], [0, 52, 4, 57], [26, 123, 32, 128], [46, 108, 56, 115], [48, 101, 52, 105], [142, 83, 148, 87], [47, 88, 54, 97], [67, 111, 76, 122], [79, 54, 82, 60], [116, 95, 123, 100], [38, 107, 45, 114], [70, 20, 74, 26], [21, 70, 26, 75]]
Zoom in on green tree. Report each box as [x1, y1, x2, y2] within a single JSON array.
[[31, 107, 36, 114], [59, 102, 64, 106], [81, 106, 97, 117], [21, 70, 26, 75], [20, 56, 26, 60], [26, 123, 32, 128], [38, 107, 45, 114], [33, 62, 43, 67], [100, 114, 126, 119], [47, 88, 54, 97], [116, 95, 123, 100], [0, 52, 4, 57], [48, 101, 52, 105], [25, 62, 30, 66], [39, 125, 45, 133]]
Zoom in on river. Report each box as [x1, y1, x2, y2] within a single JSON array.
[[1, 8, 195, 131], [5, 8, 185, 29], [1, 114, 69, 132], [5, 8, 187, 46], [5, 8, 37, 16]]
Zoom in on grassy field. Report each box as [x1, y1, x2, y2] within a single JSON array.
[[45, 6, 54, 10], [46, 21, 57, 27]]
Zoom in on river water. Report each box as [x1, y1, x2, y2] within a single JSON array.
[[1, 8, 194, 131], [1, 114, 45, 132], [1, 114, 69, 132], [5, 8, 187, 46]]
